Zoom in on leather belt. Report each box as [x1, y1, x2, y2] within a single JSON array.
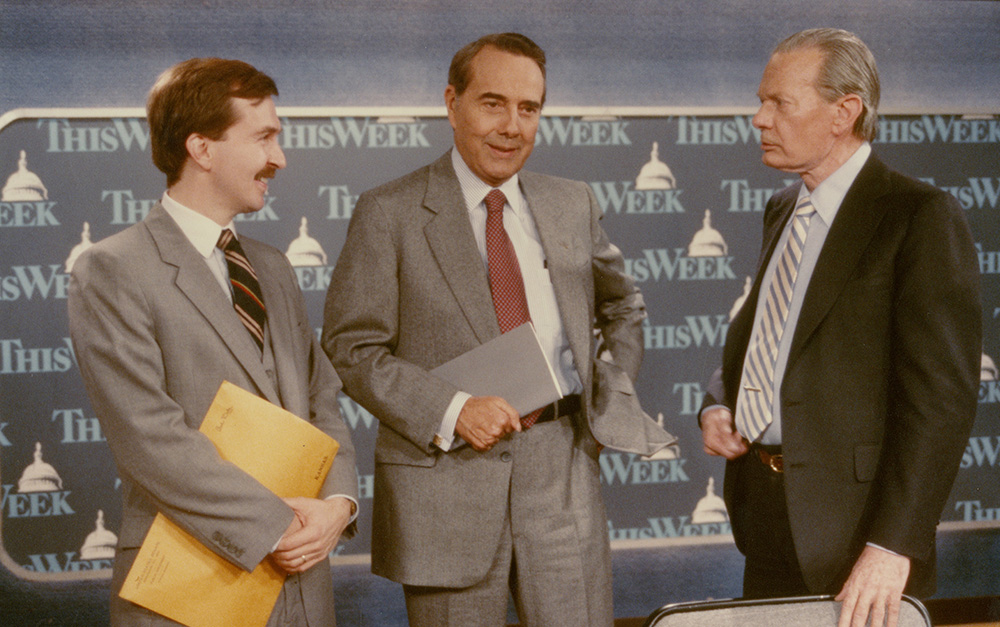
[[752, 443, 784, 473], [535, 394, 581, 424]]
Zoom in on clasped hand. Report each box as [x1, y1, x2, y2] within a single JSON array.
[[270, 496, 353, 574], [701, 407, 750, 460], [454, 395, 521, 452]]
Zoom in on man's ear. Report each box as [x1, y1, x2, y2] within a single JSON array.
[[185, 133, 212, 172], [444, 85, 458, 131], [833, 93, 864, 137]]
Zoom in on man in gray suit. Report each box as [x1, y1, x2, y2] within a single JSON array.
[[323, 33, 672, 626], [68, 58, 358, 626]]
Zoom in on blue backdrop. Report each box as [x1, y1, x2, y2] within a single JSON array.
[[1, 2, 998, 625]]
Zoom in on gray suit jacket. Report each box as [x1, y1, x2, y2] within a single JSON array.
[[69, 203, 357, 623], [323, 153, 672, 587]]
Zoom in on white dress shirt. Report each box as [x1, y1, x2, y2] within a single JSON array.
[[434, 149, 583, 450], [161, 191, 235, 300]]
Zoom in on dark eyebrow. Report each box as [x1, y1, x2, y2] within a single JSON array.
[[478, 91, 542, 111], [478, 92, 508, 102]]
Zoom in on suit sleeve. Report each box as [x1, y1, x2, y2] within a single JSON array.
[[68, 245, 293, 572], [588, 185, 647, 380], [867, 188, 981, 560], [272, 252, 359, 530], [322, 191, 461, 455]]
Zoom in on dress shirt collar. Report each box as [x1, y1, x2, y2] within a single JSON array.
[[161, 191, 237, 259], [798, 142, 872, 227], [450, 147, 524, 215]]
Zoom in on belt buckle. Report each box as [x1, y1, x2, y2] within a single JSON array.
[[767, 453, 784, 473]]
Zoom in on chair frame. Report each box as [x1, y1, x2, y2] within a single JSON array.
[[642, 594, 932, 627]]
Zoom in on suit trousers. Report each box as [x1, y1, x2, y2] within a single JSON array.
[[403, 414, 613, 627], [110, 553, 328, 626], [735, 447, 810, 599]]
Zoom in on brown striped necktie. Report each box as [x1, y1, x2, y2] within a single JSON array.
[[217, 229, 267, 353]]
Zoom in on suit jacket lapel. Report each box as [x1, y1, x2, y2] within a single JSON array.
[[244, 240, 300, 412], [422, 154, 500, 344], [144, 204, 281, 405], [787, 154, 892, 367], [738, 187, 797, 334]]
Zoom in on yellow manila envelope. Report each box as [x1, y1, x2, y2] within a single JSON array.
[[118, 381, 339, 627]]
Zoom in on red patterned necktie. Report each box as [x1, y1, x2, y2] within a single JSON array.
[[484, 189, 543, 428], [217, 229, 267, 354]]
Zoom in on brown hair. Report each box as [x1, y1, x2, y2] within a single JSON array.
[[147, 58, 278, 186], [448, 33, 547, 105]]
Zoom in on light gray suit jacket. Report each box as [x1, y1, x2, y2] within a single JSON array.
[[323, 153, 672, 587], [68, 203, 357, 624]]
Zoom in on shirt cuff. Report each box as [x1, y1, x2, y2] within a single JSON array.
[[865, 542, 904, 557], [432, 391, 471, 451], [271, 495, 359, 552], [324, 494, 359, 523]]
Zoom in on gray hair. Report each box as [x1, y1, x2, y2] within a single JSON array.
[[774, 28, 880, 141]]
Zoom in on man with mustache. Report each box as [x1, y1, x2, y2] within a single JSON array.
[[69, 58, 358, 626], [699, 28, 980, 627], [323, 33, 671, 626]]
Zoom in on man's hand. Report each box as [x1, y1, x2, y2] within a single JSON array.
[[455, 396, 521, 452], [271, 496, 353, 574], [701, 407, 750, 459], [836, 545, 911, 627]]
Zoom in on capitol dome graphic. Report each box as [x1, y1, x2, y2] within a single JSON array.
[[17, 442, 64, 493], [983, 351, 998, 382], [729, 276, 753, 321], [80, 510, 118, 560], [285, 217, 328, 266], [65, 222, 95, 273], [2, 150, 48, 201], [687, 209, 728, 257], [691, 477, 729, 525], [635, 142, 676, 191]]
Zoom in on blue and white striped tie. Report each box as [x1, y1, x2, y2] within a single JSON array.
[[736, 195, 816, 442]]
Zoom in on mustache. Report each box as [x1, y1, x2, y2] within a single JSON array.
[[255, 166, 277, 180]]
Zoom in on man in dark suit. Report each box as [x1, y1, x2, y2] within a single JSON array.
[[68, 58, 358, 626], [700, 28, 981, 627], [323, 33, 672, 626]]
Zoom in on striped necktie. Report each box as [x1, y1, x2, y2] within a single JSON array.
[[217, 229, 267, 353], [736, 195, 817, 442], [484, 189, 543, 428]]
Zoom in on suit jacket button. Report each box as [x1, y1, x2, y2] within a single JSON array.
[[500, 452, 512, 462]]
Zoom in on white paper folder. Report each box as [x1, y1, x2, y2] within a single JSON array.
[[431, 322, 563, 415]]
